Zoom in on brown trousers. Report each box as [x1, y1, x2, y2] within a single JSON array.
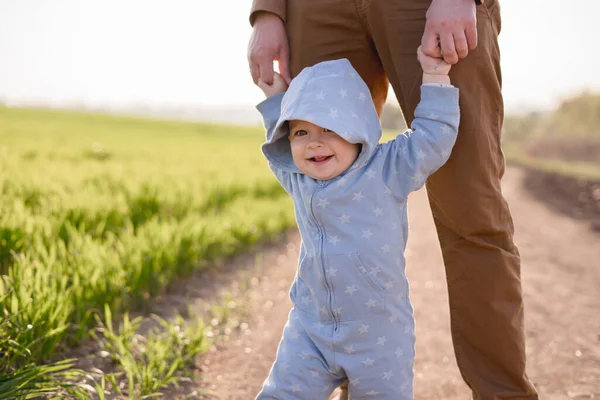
[[251, 0, 538, 398]]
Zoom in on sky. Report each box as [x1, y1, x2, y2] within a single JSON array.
[[0, 0, 599, 120]]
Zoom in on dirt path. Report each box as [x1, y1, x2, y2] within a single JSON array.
[[172, 166, 600, 400]]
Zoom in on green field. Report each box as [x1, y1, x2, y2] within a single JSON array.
[[0, 107, 295, 398]]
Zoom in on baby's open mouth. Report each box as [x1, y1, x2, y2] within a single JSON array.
[[309, 155, 333, 163]]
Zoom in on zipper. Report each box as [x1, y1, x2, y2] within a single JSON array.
[[309, 180, 338, 332]]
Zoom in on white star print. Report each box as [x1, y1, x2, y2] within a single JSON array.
[[326, 267, 338, 277], [382, 370, 394, 380], [377, 336, 388, 346], [317, 91, 326, 100], [339, 89, 348, 98], [352, 191, 364, 201], [344, 345, 356, 354], [358, 324, 369, 334], [389, 314, 399, 323], [345, 285, 357, 295], [299, 352, 310, 360], [384, 186, 392, 195], [385, 280, 394, 289], [411, 172, 426, 184], [441, 124, 453, 134], [442, 147, 452, 160], [328, 235, 340, 245], [359, 92, 366, 102], [366, 169, 376, 179], [313, 322, 324, 330], [300, 296, 312, 305], [336, 176, 349, 186], [361, 357, 375, 367], [334, 307, 343, 317], [381, 244, 391, 252], [395, 347, 404, 358], [317, 198, 329, 208], [416, 149, 427, 160], [320, 306, 328, 315], [310, 370, 320, 377], [362, 229, 373, 239], [373, 207, 383, 216], [365, 299, 378, 308], [366, 390, 381, 396], [290, 329, 300, 340], [338, 214, 351, 224], [350, 378, 360, 387], [370, 266, 381, 276], [352, 111, 359, 119], [359, 266, 367, 273], [329, 108, 338, 119], [427, 112, 439, 119], [292, 383, 302, 392]]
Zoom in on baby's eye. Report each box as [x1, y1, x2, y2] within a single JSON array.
[[323, 128, 331, 132], [294, 130, 308, 137]]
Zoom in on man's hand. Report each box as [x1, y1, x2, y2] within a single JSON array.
[[421, 0, 477, 65], [258, 72, 288, 97], [248, 12, 292, 86]]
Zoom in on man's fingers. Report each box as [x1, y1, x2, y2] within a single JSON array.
[[250, 63, 260, 85], [278, 47, 292, 85], [421, 30, 441, 58], [465, 23, 478, 50], [454, 31, 469, 59], [259, 61, 274, 86], [440, 32, 458, 64]]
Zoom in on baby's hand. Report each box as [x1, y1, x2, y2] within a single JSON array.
[[417, 45, 451, 76], [258, 72, 289, 97]]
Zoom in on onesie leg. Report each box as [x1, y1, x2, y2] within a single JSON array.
[[257, 310, 346, 399]]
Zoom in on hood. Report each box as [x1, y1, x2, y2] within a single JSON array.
[[262, 58, 382, 174]]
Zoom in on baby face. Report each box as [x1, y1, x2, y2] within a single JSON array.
[[288, 120, 360, 180]]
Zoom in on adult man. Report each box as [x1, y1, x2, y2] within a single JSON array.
[[247, 0, 538, 398]]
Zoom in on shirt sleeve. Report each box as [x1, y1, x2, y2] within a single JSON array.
[[249, 0, 286, 26], [381, 84, 460, 199], [256, 93, 294, 193]]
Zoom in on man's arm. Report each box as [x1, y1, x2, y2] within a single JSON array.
[[248, 1, 291, 86]]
